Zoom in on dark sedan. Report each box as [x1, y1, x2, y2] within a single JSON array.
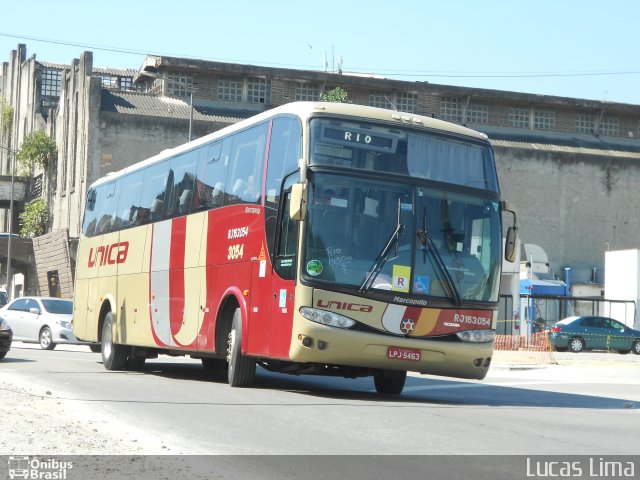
[[0, 317, 12, 359], [549, 316, 640, 354]]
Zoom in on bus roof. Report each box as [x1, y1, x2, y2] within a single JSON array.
[[89, 101, 489, 189]]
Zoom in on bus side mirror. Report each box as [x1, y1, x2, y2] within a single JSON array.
[[289, 183, 307, 221], [501, 200, 518, 263], [504, 226, 518, 263]]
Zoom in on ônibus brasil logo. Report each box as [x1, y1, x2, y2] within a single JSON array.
[[87, 241, 129, 268], [8, 456, 73, 479]]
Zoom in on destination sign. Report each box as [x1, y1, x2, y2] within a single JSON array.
[[322, 126, 398, 153]]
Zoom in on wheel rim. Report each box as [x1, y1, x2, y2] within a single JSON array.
[[40, 329, 52, 348], [570, 338, 583, 352], [103, 322, 113, 360]]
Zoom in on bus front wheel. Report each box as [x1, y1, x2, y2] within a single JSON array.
[[227, 308, 255, 387], [373, 370, 407, 395], [101, 312, 128, 370]]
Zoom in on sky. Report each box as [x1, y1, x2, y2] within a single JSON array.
[[2, 0, 640, 105]]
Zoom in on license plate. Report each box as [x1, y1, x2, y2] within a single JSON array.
[[387, 346, 421, 362]]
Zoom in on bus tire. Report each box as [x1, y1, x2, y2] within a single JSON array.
[[227, 308, 255, 387], [373, 370, 407, 395], [101, 312, 128, 370]]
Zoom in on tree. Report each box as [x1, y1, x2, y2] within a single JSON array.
[[321, 86, 350, 103], [0, 98, 13, 135], [16, 131, 57, 175], [19, 198, 50, 238]]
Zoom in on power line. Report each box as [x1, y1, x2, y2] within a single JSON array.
[[0, 32, 320, 70], [2, 31, 640, 79]]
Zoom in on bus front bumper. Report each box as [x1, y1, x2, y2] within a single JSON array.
[[289, 319, 494, 380]]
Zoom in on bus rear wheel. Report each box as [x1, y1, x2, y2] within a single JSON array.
[[373, 370, 407, 395], [101, 312, 128, 370], [227, 308, 255, 387]]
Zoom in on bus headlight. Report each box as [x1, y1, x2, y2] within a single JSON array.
[[456, 329, 496, 343], [300, 307, 356, 329]]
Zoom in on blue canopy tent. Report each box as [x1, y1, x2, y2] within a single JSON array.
[[519, 279, 567, 296], [519, 279, 568, 335]]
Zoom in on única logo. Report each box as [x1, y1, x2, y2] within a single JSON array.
[[87, 241, 129, 267]]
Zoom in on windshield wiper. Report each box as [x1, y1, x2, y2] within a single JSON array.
[[417, 207, 461, 306], [360, 199, 405, 293]]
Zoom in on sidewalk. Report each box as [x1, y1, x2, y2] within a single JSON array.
[[492, 349, 640, 368]]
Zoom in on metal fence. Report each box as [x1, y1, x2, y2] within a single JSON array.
[[498, 295, 637, 335]]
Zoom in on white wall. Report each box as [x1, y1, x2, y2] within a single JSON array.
[[604, 249, 639, 328]]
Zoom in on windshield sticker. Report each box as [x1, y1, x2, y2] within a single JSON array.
[[391, 265, 411, 293], [279, 289, 287, 308], [259, 259, 266, 278], [413, 275, 430, 295], [306, 259, 324, 276]]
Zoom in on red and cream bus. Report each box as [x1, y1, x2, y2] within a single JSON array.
[[73, 101, 517, 394]]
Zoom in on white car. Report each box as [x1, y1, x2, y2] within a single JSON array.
[[0, 297, 77, 350]]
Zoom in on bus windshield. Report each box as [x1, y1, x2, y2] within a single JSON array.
[[302, 173, 502, 303]]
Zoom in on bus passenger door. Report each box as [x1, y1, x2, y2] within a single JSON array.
[[267, 188, 299, 359]]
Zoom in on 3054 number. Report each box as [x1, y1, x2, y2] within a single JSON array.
[[228, 244, 244, 260]]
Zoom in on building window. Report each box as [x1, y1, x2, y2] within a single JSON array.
[[218, 78, 243, 101], [167, 74, 193, 98], [440, 97, 462, 123], [120, 77, 134, 91], [31, 174, 43, 198], [295, 82, 319, 101], [99, 75, 118, 89], [369, 94, 390, 109], [41, 68, 62, 107], [533, 110, 556, 130], [396, 92, 418, 113], [509, 107, 530, 128], [247, 77, 269, 104], [576, 114, 595, 134], [466, 103, 489, 124], [598, 116, 619, 136]]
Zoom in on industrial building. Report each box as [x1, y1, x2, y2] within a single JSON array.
[[2, 43, 640, 327]]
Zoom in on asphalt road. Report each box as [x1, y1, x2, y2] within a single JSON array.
[[1, 342, 639, 479]]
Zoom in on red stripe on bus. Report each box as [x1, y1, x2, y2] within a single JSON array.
[[170, 217, 187, 342]]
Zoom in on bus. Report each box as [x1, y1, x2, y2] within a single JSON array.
[[73, 101, 517, 394]]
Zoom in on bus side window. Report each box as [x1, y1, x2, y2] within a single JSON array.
[[273, 174, 300, 281], [115, 170, 144, 229], [141, 161, 170, 223], [82, 187, 100, 237], [95, 181, 120, 235], [164, 151, 197, 219], [265, 116, 302, 259], [194, 140, 228, 211], [226, 123, 268, 206]]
